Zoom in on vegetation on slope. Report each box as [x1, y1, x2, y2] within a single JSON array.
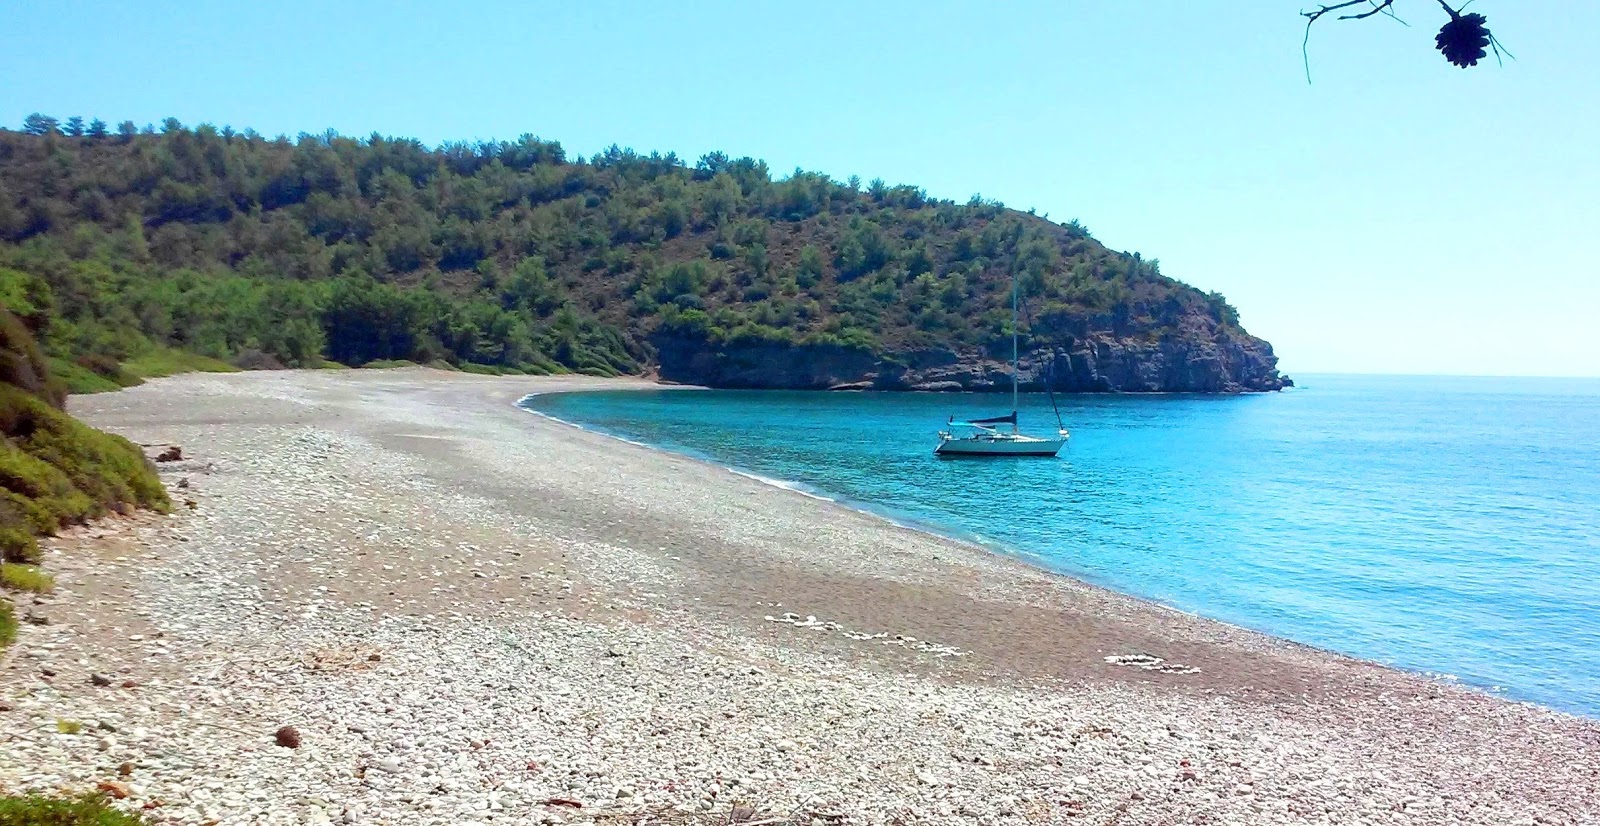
[[0, 304, 169, 567], [0, 116, 1280, 389]]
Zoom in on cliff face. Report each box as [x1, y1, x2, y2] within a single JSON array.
[[654, 315, 1290, 393]]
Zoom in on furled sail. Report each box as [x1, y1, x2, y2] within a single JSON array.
[[965, 411, 1017, 426]]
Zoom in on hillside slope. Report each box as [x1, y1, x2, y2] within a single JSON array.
[[0, 301, 169, 565], [0, 118, 1288, 392]]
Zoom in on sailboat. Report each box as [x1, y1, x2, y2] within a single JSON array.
[[934, 272, 1069, 457]]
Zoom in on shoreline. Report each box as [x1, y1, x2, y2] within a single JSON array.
[[2, 367, 1596, 825], [519, 391, 1318, 644], [516, 383, 1524, 713]]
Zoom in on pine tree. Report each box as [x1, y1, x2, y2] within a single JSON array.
[[21, 113, 59, 135], [64, 116, 85, 137], [86, 118, 108, 140]]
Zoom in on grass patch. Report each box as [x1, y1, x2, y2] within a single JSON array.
[[55, 719, 83, 735], [46, 358, 129, 396], [1, 384, 172, 564], [0, 563, 54, 593], [359, 359, 419, 369], [3, 310, 169, 563], [0, 793, 145, 825], [460, 362, 533, 376], [120, 346, 238, 380], [0, 600, 15, 648]]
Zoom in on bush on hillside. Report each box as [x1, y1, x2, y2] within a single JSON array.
[[0, 309, 169, 563], [0, 307, 65, 408]]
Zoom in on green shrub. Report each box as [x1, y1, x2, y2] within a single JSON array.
[[120, 346, 238, 380], [0, 793, 146, 825], [46, 358, 128, 395], [0, 563, 54, 593], [0, 384, 170, 563], [0, 600, 15, 648], [0, 309, 65, 408]]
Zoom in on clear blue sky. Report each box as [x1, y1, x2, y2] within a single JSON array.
[[3, 1, 1595, 377]]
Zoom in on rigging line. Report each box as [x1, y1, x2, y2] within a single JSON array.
[[1010, 270, 1019, 430], [1048, 349, 1066, 431]]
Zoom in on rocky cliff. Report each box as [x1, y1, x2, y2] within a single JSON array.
[[654, 321, 1290, 393]]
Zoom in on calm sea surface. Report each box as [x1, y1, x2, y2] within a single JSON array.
[[523, 375, 1600, 716]]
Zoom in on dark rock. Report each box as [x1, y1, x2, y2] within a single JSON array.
[[154, 446, 182, 462], [90, 672, 112, 687], [274, 725, 301, 748], [232, 348, 286, 371], [652, 336, 879, 390]]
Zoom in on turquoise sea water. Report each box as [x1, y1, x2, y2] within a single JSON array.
[[523, 375, 1600, 716]]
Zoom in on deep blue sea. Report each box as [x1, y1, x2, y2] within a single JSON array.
[[523, 375, 1600, 716]]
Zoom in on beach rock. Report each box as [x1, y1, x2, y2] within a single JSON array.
[[96, 780, 132, 799]]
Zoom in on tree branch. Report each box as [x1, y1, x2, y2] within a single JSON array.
[[1301, 0, 1408, 83], [1340, 0, 1400, 20]]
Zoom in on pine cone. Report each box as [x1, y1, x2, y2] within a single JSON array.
[[1436, 12, 1491, 68]]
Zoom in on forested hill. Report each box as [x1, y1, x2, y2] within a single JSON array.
[[0, 117, 1289, 393]]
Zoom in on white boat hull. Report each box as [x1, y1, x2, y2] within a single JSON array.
[[934, 434, 1067, 457]]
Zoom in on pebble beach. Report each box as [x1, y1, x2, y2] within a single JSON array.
[[2, 367, 1597, 825]]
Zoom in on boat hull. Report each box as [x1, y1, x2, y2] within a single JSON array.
[[934, 436, 1066, 457]]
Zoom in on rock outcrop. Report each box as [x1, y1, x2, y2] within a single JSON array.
[[654, 330, 1290, 393]]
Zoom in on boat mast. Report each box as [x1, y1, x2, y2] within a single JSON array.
[[1011, 270, 1019, 433]]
